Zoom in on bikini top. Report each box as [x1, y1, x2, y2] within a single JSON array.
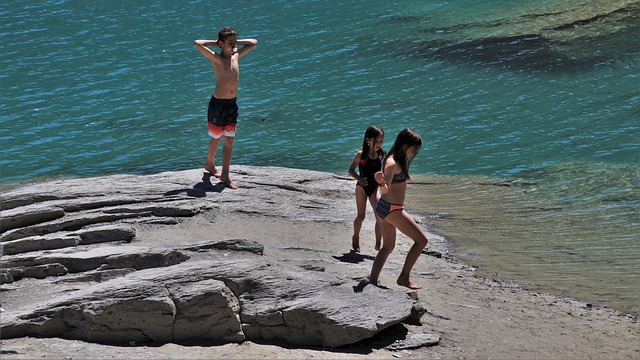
[[382, 154, 407, 183], [391, 172, 407, 184]]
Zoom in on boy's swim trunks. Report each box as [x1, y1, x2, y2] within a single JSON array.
[[207, 96, 238, 138]]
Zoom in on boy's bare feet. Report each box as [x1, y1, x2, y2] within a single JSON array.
[[397, 273, 422, 290], [204, 164, 222, 178], [221, 176, 238, 190], [351, 235, 361, 253]]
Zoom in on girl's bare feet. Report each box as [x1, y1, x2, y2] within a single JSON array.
[[351, 235, 361, 253], [397, 273, 422, 289]]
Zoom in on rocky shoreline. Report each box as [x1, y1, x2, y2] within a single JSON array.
[[1, 166, 638, 359]]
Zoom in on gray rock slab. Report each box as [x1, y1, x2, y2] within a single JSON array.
[[0, 167, 430, 348], [1, 167, 354, 224], [0, 212, 144, 242], [71, 224, 136, 245], [0, 271, 13, 284], [1, 234, 80, 255], [1, 258, 420, 347], [1, 245, 189, 275], [386, 332, 440, 350], [0, 206, 65, 233]]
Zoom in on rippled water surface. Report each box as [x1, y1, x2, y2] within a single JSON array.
[[1, 0, 638, 314]]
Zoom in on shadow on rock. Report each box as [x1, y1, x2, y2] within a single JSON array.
[[332, 251, 375, 264], [352, 278, 390, 293], [164, 173, 227, 197]]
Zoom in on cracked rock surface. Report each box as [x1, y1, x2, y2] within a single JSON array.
[[0, 166, 425, 348]]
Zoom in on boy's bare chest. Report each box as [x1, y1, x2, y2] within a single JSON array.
[[214, 59, 239, 76]]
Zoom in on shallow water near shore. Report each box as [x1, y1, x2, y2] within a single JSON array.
[[408, 167, 639, 316], [1, 0, 638, 315]]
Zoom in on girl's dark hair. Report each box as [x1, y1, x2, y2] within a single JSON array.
[[362, 125, 384, 156], [386, 128, 422, 176], [218, 27, 238, 41]]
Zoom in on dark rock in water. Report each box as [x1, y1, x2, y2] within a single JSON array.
[[410, 1, 640, 72]]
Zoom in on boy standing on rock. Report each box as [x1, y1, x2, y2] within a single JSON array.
[[195, 27, 258, 189]]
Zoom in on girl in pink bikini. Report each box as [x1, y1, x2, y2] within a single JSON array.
[[369, 128, 429, 290]]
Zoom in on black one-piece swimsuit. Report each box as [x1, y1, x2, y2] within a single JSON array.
[[357, 150, 383, 197]]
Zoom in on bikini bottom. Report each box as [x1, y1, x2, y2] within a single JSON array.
[[376, 198, 404, 219]]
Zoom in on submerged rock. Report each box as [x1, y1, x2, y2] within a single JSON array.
[[408, 1, 640, 71]]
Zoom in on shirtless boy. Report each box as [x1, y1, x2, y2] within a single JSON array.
[[195, 27, 258, 189]]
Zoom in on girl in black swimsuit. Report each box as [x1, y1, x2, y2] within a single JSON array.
[[348, 126, 385, 253]]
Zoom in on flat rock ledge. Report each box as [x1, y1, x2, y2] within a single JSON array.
[[1, 255, 420, 347], [0, 166, 427, 348]]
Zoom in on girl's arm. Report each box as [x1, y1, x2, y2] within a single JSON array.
[[375, 158, 398, 195], [237, 38, 258, 58], [348, 151, 366, 185]]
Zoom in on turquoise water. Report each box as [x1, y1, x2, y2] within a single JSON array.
[[1, 1, 638, 314]]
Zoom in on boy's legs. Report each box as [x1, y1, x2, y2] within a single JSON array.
[[220, 135, 237, 189], [204, 137, 222, 177]]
